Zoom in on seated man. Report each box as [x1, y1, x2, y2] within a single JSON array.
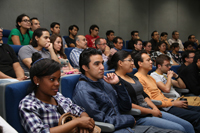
[[184, 41, 194, 51], [128, 31, 139, 50], [65, 25, 79, 47], [168, 31, 184, 51], [85, 24, 100, 48], [131, 39, 143, 54], [95, 37, 110, 62], [177, 50, 195, 74], [50, 22, 67, 47], [30, 17, 40, 32], [106, 30, 115, 48], [134, 51, 200, 132], [188, 34, 199, 50], [110, 36, 123, 55], [69, 35, 87, 67], [160, 32, 170, 50], [179, 52, 200, 96], [171, 43, 182, 65], [0, 27, 26, 83], [149, 30, 160, 51]]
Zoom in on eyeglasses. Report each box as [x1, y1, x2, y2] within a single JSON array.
[[94, 29, 99, 32], [22, 19, 31, 23], [123, 59, 134, 62], [98, 43, 107, 46], [164, 64, 172, 67]]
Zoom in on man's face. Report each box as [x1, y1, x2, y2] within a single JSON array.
[[186, 44, 193, 51], [161, 35, 168, 41], [0, 28, 3, 41], [186, 53, 195, 64], [114, 39, 123, 50], [134, 41, 143, 51], [84, 54, 104, 81], [76, 35, 87, 49], [70, 27, 78, 37], [91, 27, 99, 37], [107, 32, 115, 41], [31, 19, 40, 31], [189, 35, 196, 43], [97, 39, 107, 52], [51, 24, 60, 35], [173, 32, 179, 40], [160, 60, 171, 74], [36, 31, 50, 48], [152, 32, 159, 41], [132, 33, 139, 40], [140, 53, 153, 71]]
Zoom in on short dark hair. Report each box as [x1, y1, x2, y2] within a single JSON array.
[[172, 31, 178, 35], [68, 25, 79, 35], [151, 30, 158, 37], [184, 41, 194, 49], [106, 30, 114, 36], [134, 39, 143, 45], [155, 54, 170, 68], [193, 51, 200, 64], [143, 41, 151, 47], [160, 32, 168, 37], [89, 24, 99, 34], [134, 50, 147, 69], [155, 41, 167, 52], [95, 37, 104, 48], [107, 50, 130, 70], [171, 43, 179, 49], [31, 28, 49, 47], [188, 34, 194, 40], [50, 22, 60, 28], [182, 50, 195, 63], [30, 17, 38, 21], [113, 36, 123, 44], [131, 31, 139, 36], [79, 48, 102, 74]]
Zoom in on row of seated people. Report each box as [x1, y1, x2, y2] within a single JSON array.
[[1, 48, 200, 133]]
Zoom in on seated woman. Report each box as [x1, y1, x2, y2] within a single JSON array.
[[7, 14, 33, 45], [151, 41, 179, 66], [107, 50, 194, 133], [50, 34, 79, 75], [18, 28, 60, 73], [171, 43, 182, 65], [19, 53, 95, 133]]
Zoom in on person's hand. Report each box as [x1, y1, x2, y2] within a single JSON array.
[[195, 39, 199, 44], [104, 45, 110, 56], [103, 73, 119, 85], [79, 128, 90, 133], [167, 70, 174, 79], [76, 117, 95, 131], [17, 76, 28, 81], [45, 43, 53, 50], [172, 100, 188, 108], [151, 108, 162, 117]]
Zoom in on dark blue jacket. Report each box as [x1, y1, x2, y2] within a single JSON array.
[[72, 74, 135, 133]]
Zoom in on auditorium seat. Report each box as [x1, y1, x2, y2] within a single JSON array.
[[9, 44, 23, 56], [64, 47, 74, 66], [2, 29, 11, 44]]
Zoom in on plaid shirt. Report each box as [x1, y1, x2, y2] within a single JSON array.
[[19, 92, 85, 133], [69, 47, 84, 67]]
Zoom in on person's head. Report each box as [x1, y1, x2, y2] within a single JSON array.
[[155, 55, 171, 73], [113, 36, 123, 50], [134, 39, 143, 51], [68, 25, 79, 37], [106, 30, 115, 41], [50, 22, 60, 35], [193, 51, 200, 68], [160, 32, 168, 41], [143, 41, 152, 53], [30, 52, 61, 96], [0, 27, 3, 41], [107, 50, 134, 73], [30, 17, 40, 32], [157, 41, 167, 53], [75, 35, 87, 49], [16, 14, 31, 30], [151, 30, 159, 41], [182, 50, 195, 64], [188, 34, 196, 43], [184, 41, 194, 51], [171, 43, 179, 53], [95, 38, 107, 53], [31, 28, 50, 47], [131, 31, 139, 40], [79, 48, 103, 81], [172, 31, 179, 40], [134, 50, 153, 71], [89, 24, 99, 37]]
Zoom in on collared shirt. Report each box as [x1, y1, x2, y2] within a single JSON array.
[[168, 38, 184, 51], [19, 92, 84, 133], [69, 47, 84, 67]]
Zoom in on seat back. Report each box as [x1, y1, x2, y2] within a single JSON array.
[[64, 47, 74, 66], [9, 44, 23, 56], [170, 65, 181, 74]]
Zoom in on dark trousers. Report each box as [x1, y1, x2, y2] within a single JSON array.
[[164, 106, 200, 132]]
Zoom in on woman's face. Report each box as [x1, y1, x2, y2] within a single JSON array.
[[18, 16, 31, 29], [144, 42, 152, 53], [174, 46, 179, 52], [36, 31, 50, 47], [159, 43, 166, 52], [53, 37, 62, 52], [120, 55, 134, 73]]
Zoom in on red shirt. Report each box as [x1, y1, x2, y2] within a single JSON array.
[[85, 35, 99, 48]]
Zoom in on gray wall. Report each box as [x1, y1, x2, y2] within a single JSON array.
[[1, 0, 200, 42]]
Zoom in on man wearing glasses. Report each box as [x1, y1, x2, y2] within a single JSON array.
[[149, 31, 160, 51], [85, 25, 100, 48]]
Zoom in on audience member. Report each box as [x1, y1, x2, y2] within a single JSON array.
[[69, 35, 87, 67], [18, 28, 60, 73], [107, 50, 193, 133], [65, 25, 79, 47], [50, 34, 79, 75], [7, 14, 33, 45], [134, 51, 200, 132], [149, 30, 159, 51], [85, 24, 100, 48], [128, 31, 139, 50], [30, 17, 40, 32], [168, 31, 184, 51], [132, 39, 143, 54], [143, 41, 155, 63], [19, 53, 95, 133], [106, 30, 115, 48], [50, 22, 67, 47], [177, 50, 195, 74], [110, 36, 123, 55], [171, 43, 182, 65], [160, 32, 170, 50], [188, 34, 199, 50], [179, 52, 200, 96], [183, 41, 194, 51]]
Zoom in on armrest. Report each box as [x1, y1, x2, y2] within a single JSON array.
[[174, 88, 189, 93], [95, 121, 115, 132], [151, 100, 162, 105], [123, 108, 141, 115], [163, 92, 176, 98]]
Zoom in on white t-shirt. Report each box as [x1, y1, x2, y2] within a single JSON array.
[[0, 116, 18, 133]]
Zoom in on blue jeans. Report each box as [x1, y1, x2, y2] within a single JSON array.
[[136, 111, 194, 133]]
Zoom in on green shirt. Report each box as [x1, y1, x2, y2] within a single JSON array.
[[7, 28, 33, 45]]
